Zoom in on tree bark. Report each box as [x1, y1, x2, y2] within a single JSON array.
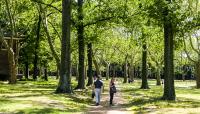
[[87, 43, 93, 86], [129, 65, 134, 82], [76, 0, 85, 89], [195, 62, 200, 88], [123, 55, 128, 83], [42, 13, 61, 75], [162, 0, 176, 100], [140, 43, 149, 89], [33, 14, 42, 80], [5, 0, 17, 84], [76, 63, 79, 80], [25, 61, 29, 80], [156, 67, 161, 85], [44, 67, 48, 81], [56, 0, 72, 93], [106, 62, 110, 80]]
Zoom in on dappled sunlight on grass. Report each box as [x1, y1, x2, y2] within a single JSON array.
[[0, 78, 92, 113], [120, 79, 200, 113]]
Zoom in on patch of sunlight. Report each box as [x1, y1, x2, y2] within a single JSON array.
[[0, 103, 33, 112], [178, 94, 200, 100], [151, 108, 200, 114], [0, 92, 41, 97]]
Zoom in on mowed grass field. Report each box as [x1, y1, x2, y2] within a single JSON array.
[[0, 77, 200, 114], [119, 79, 200, 114], [0, 78, 93, 114]]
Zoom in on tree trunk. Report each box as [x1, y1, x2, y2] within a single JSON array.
[[140, 43, 149, 89], [106, 62, 110, 80], [44, 67, 48, 81], [25, 61, 29, 80], [195, 62, 200, 88], [5, 0, 17, 84], [76, 63, 79, 80], [156, 67, 161, 86], [8, 50, 16, 84], [87, 43, 93, 86], [129, 65, 134, 82], [85, 63, 87, 80], [56, 0, 72, 93], [42, 13, 61, 76], [56, 64, 59, 79], [33, 14, 41, 80], [123, 56, 128, 83], [162, 0, 175, 100], [76, 0, 85, 89]]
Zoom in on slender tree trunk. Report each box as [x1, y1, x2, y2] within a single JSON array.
[[106, 62, 110, 80], [76, 0, 85, 89], [87, 43, 93, 86], [76, 63, 79, 80], [162, 0, 175, 100], [44, 67, 48, 81], [42, 13, 61, 75], [156, 67, 161, 86], [56, 0, 72, 93], [129, 65, 134, 82], [140, 43, 149, 89], [56, 64, 59, 79], [25, 61, 29, 80], [33, 14, 41, 80], [123, 56, 128, 83], [85, 63, 87, 80], [195, 62, 200, 88]]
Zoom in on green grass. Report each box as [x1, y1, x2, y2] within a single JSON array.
[[0, 77, 93, 114], [1, 78, 200, 114], [119, 79, 200, 114]]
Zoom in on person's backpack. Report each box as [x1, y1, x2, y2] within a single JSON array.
[[111, 86, 117, 93]]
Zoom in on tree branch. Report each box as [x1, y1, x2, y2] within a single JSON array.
[[83, 16, 114, 27], [183, 36, 196, 63], [31, 0, 62, 13], [189, 33, 199, 54]]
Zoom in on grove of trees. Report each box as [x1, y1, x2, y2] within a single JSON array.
[[0, 0, 200, 101]]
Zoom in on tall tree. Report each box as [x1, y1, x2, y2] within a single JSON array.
[[5, 0, 17, 84], [162, 0, 175, 100], [56, 0, 72, 93], [33, 13, 41, 80], [76, 0, 85, 89], [140, 36, 149, 89], [86, 43, 93, 86]]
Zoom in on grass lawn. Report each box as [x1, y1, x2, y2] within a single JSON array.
[[119, 79, 200, 114], [0, 77, 93, 114], [0, 77, 200, 114]]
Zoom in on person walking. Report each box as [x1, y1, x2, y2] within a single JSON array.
[[93, 75, 103, 106], [109, 77, 116, 106]]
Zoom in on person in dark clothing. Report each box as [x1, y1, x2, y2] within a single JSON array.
[[93, 75, 103, 106], [109, 77, 116, 105]]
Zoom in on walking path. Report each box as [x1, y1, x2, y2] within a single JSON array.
[[84, 86, 134, 114]]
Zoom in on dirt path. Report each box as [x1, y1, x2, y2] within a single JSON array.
[[84, 87, 134, 114]]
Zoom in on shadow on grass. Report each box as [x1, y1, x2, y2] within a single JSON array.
[[66, 94, 93, 104], [16, 107, 80, 114], [121, 96, 200, 112]]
